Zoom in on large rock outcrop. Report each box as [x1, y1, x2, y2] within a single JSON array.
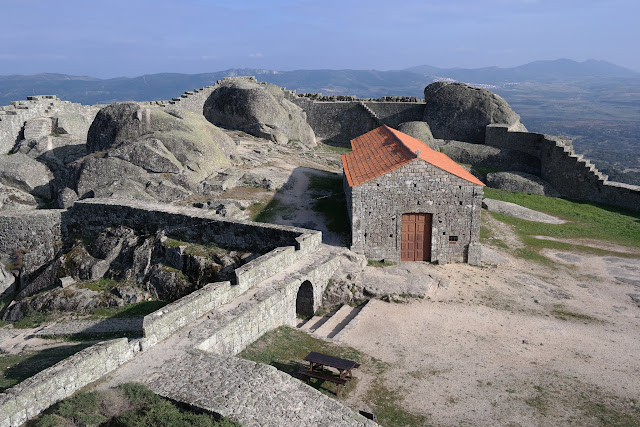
[[423, 82, 526, 144], [203, 77, 316, 147], [0, 153, 53, 202], [64, 103, 237, 203], [397, 121, 436, 149], [486, 171, 560, 197]]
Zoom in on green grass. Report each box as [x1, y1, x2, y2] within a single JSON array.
[[250, 199, 294, 223], [77, 278, 119, 292], [239, 326, 427, 426], [29, 382, 239, 426], [483, 188, 640, 263], [367, 260, 397, 267], [307, 172, 351, 237], [0, 344, 91, 392], [164, 237, 230, 258], [317, 140, 352, 154], [471, 165, 503, 179], [484, 188, 640, 248], [13, 311, 55, 329]]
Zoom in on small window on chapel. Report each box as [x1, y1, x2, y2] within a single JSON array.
[[449, 236, 458, 244]]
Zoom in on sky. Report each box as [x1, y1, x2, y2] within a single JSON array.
[[1, 0, 638, 78]]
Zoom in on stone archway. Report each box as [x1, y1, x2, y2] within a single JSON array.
[[296, 280, 314, 317]]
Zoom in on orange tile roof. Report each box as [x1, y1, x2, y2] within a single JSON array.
[[342, 125, 485, 187]]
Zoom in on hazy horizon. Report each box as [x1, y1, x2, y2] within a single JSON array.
[[2, 0, 639, 78]]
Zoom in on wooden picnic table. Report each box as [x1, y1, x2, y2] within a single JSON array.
[[303, 351, 360, 380]]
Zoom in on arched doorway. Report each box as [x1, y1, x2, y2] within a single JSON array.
[[296, 280, 314, 317]]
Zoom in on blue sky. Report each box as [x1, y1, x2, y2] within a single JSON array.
[[1, 0, 638, 77]]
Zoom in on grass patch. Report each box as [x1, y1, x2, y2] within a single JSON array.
[[13, 311, 55, 329], [483, 189, 640, 263], [250, 199, 294, 223], [0, 344, 91, 392], [484, 188, 640, 248], [551, 304, 598, 322], [367, 259, 397, 268], [317, 141, 352, 155], [307, 172, 350, 237], [471, 165, 503, 179], [89, 300, 169, 319], [164, 237, 230, 258], [29, 382, 239, 426], [77, 278, 119, 292], [239, 326, 427, 425]]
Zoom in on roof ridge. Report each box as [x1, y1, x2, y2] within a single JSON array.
[[382, 124, 419, 159]]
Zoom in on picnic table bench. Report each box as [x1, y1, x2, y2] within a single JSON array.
[[298, 369, 348, 396], [299, 351, 360, 396]]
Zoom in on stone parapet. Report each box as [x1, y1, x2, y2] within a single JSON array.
[[0, 338, 134, 427]]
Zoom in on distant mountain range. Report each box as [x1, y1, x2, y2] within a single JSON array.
[[1, 59, 638, 106], [1, 59, 639, 185]]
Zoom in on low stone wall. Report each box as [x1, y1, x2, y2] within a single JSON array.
[[0, 338, 134, 426], [142, 281, 233, 346], [70, 198, 312, 253], [197, 253, 340, 355], [234, 246, 297, 291]]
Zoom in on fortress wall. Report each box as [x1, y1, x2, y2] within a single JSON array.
[[540, 136, 640, 212], [289, 98, 379, 142], [0, 210, 66, 283], [69, 199, 309, 253], [0, 338, 134, 427], [164, 85, 218, 114], [0, 210, 64, 258], [362, 102, 425, 128], [485, 124, 544, 158], [288, 94, 425, 143], [0, 96, 101, 154]]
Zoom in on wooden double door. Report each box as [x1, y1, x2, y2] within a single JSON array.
[[401, 213, 432, 262]]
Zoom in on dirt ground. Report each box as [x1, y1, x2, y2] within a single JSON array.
[[340, 231, 640, 425]]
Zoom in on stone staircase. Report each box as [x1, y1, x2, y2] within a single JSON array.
[[358, 101, 382, 126], [298, 301, 370, 341]]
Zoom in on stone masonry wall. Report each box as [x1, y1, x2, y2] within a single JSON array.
[[0, 95, 102, 154], [196, 254, 340, 355], [287, 93, 425, 143], [348, 160, 483, 263], [540, 136, 640, 212], [69, 199, 311, 253], [0, 338, 134, 426], [486, 124, 640, 213], [0, 210, 64, 259], [142, 241, 322, 346]]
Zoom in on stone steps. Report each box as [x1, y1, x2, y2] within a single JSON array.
[[358, 101, 382, 125], [298, 302, 368, 341]]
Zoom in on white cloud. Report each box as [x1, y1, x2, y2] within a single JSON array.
[[249, 53, 264, 58]]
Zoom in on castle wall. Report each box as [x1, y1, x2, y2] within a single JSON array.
[[287, 93, 425, 143], [485, 124, 640, 213], [540, 136, 640, 212], [349, 160, 483, 264], [0, 96, 101, 154]]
